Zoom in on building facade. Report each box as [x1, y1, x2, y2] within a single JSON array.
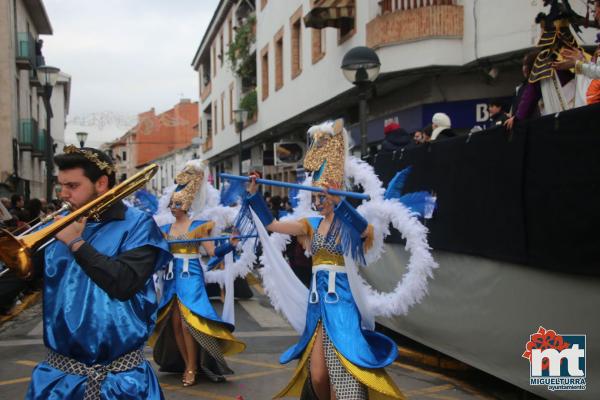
[[0, 0, 69, 200], [193, 0, 597, 192], [104, 99, 200, 187]]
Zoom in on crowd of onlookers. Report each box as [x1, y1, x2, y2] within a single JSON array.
[[0, 195, 61, 315]]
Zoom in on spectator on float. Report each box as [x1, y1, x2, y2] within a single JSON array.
[[510, 51, 539, 116], [381, 118, 412, 153], [553, 0, 600, 81], [430, 113, 455, 141], [487, 100, 509, 128]]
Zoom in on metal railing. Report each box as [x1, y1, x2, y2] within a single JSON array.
[[16, 32, 35, 66], [19, 119, 38, 150], [378, 0, 457, 14], [34, 129, 46, 156]]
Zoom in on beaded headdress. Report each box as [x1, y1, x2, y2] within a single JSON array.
[[63, 145, 115, 175]]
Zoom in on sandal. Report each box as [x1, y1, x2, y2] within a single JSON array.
[[182, 369, 197, 387]]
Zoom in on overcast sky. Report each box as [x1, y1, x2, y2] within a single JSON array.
[[42, 0, 219, 146]]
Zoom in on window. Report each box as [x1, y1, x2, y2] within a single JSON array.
[[312, 28, 326, 64], [274, 28, 284, 91], [219, 30, 224, 68], [229, 83, 234, 124], [122, 151, 127, 161], [214, 103, 218, 135], [228, 15, 233, 46], [212, 45, 216, 77], [221, 92, 225, 130], [290, 6, 303, 79], [171, 165, 174, 180], [261, 45, 269, 100]]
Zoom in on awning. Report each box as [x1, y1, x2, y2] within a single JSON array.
[[303, 0, 355, 30]]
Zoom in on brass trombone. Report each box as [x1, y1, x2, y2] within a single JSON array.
[[0, 164, 158, 279]]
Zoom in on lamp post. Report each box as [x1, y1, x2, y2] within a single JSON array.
[[76, 131, 88, 148], [233, 108, 249, 174], [341, 46, 381, 158], [37, 65, 60, 202]]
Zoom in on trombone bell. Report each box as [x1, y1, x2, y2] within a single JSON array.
[[0, 229, 32, 279]]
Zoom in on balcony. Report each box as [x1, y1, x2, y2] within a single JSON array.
[[367, 2, 463, 49], [19, 119, 39, 151], [34, 129, 46, 157], [16, 33, 36, 70]]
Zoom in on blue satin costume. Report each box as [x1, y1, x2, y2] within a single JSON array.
[[26, 206, 171, 400], [157, 220, 232, 330], [280, 217, 397, 368]]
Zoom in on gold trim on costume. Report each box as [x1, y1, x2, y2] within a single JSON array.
[[312, 249, 345, 266], [336, 349, 406, 399], [274, 321, 405, 399], [177, 301, 246, 356], [273, 324, 319, 398], [165, 220, 215, 254]]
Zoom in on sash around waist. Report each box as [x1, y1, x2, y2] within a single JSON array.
[[312, 264, 345, 273]]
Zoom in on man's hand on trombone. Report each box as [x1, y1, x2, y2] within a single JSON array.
[[54, 215, 87, 252]]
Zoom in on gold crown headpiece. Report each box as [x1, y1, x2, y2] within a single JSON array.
[[63, 145, 116, 175], [303, 119, 346, 189]]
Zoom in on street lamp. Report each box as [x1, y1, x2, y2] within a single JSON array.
[[233, 108, 249, 174], [76, 131, 88, 148], [341, 46, 381, 158], [37, 65, 60, 202]]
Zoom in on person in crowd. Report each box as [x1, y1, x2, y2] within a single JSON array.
[[0, 197, 11, 211], [487, 100, 509, 128], [381, 118, 412, 153], [9, 194, 25, 216], [151, 160, 245, 387], [24, 198, 44, 222], [271, 195, 283, 219], [25, 145, 172, 399], [431, 113, 456, 140]]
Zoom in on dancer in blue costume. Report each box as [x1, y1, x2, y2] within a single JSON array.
[[240, 120, 406, 400], [150, 160, 245, 387], [25, 146, 172, 400]]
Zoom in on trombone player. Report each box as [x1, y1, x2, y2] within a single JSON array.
[[25, 146, 172, 400]]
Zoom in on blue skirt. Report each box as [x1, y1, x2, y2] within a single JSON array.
[[158, 255, 232, 331], [279, 268, 398, 368]]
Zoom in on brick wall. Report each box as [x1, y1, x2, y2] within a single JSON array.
[[135, 100, 200, 167], [366, 5, 463, 49]]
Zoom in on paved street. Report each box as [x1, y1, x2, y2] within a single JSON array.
[[0, 284, 498, 400]]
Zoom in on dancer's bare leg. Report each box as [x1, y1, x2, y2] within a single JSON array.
[[181, 315, 199, 382], [171, 304, 188, 368], [309, 325, 331, 400]]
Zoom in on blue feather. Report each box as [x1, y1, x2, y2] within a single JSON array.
[[398, 191, 437, 219], [384, 167, 412, 200], [220, 179, 246, 206]]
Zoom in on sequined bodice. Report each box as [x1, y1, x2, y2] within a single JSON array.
[[311, 231, 344, 266]]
